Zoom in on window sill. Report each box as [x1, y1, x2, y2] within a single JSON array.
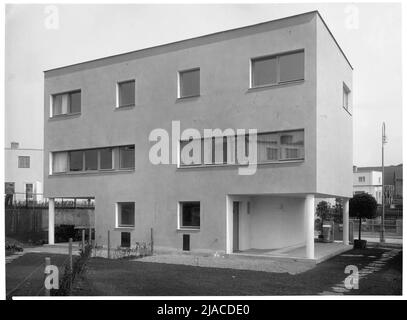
[[177, 228, 200, 233], [177, 159, 304, 169], [343, 106, 352, 116], [49, 112, 81, 120], [49, 168, 134, 177], [115, 104, 135, 110], [114, 227, 135, 231], [248, 79, 304, 92], [176, 94, 200, 101]]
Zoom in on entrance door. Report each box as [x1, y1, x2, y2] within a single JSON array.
[[233, 201, 240, 252]]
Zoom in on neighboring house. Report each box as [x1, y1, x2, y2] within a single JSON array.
[[4, 142, 44, 203], [43, 11, 353, 259], [354, 164, 403, 206], [353, 169, 382, 204]]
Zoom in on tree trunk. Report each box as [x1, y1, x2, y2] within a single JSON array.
[[359, 216, 362, 241]]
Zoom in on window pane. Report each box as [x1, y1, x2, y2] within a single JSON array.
[[69, 91, 81, 113], [18, 156, 30, 168], [100, 148, 113, 169], [119, 145, 135, 169], [257, 133, 279, 162], [252, 57, 277, 87], [181, 202, 200, 228], [84, 149, 98, 170], [52, 94, 63, 116], [119, 202, 135, 227], [180, 139, 202, 166], [121, 232, 131, 247], [180, 69, 200, 97], [53, 152, 68, 173], [69, 151, 83, 171], [280, 130, 304, 160], [279, 51, 304, 82], [119, 81, 135, 107]]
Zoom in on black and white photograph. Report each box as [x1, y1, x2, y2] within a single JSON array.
[[1, 0, 405, 306]]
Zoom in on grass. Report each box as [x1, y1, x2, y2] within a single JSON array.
[[71, 248, 402, 296]]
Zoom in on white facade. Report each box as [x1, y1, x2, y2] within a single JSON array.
[[353, 170, 382, 204], [4, 146, 44, 202]]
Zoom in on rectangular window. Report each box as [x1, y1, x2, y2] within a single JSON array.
[[251, 50, 304, 87], [84, 149, 98, 170], [119, 145, 135, 169], [52, 90, 81, 116], [179, 202, 200, 229], [52, 152, 68, 173], [52, 145, 135, 174], [118, 80, 135, 107], [18, 156, 30, 168], [69, 151, 83, 171], [5, 182, 15, 195], [179, 68, 200, 98], [99, 148, 113, 170], [343, 83, 350, 111], [359, 176, 365, 183], [179, 130, 304, 167], [117, 202, 135, 228]]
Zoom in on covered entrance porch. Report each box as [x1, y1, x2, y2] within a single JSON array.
[[226, 194, 350, 263]]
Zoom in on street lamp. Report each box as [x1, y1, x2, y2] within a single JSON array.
[[380, 122, 387, 243]]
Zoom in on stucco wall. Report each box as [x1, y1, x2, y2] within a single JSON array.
[[315, 15, 353, 198], [5, 148, 43, 196]]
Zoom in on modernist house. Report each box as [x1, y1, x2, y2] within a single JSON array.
[[5, 142, 44, 204], [44, 11, 353, 260]]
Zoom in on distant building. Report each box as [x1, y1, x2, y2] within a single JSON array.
[[4, 142, 44, 204], [353, 169, 382, 204], [353, 164, 403, 206]]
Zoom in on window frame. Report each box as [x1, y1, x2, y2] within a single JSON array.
[[50, 89, 82, 118], [119, 145, 135, 169], [18, 156, 30, 168], [178, 201, 201, 230], [178, 68, 200, 99], [116, 79, 136, 108], [343, 82, 351, 114], [115, 202, 136, 229], [250, 49, 305, 89], [178, 129, 305, 168]]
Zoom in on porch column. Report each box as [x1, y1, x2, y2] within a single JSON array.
[[343, 198, 349, 245], [48, 198, 55, 245], [304, 194, 315, 259]]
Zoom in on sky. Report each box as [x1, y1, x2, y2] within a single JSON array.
[[4, 2, 403, 166]]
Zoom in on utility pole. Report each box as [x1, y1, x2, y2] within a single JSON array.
[[380, 122, 387, 243]]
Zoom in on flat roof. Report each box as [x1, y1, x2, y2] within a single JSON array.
[[44, 10, 353, 77]]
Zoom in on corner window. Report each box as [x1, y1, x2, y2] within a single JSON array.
[[179, 202, 200, 229], [343, 83, 351, 112], [18, 156, 30, 168], [51, 90, 81, 117], [117, 80, 135, 108], [119, 145, 135, 169], [117, 202, 135, 228], [251, 50, 304, 88], [179, 68, 200, 98]]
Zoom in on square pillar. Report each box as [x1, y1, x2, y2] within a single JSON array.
[[304, 194, 315, 259], [48, 198, 55, 245], [343, 198, 349, 245]]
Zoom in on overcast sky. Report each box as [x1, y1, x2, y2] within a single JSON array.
[[4, 3, 402, 166]]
